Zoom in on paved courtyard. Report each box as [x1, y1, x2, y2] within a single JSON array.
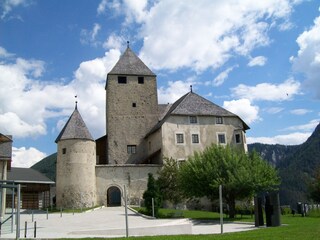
[[1, 207, 256, 238]]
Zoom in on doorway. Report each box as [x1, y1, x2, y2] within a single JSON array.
[[107, 186, 121, 206]]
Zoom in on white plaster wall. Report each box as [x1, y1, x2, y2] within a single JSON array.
[[56, 139, 97, 208], [161, 115, 248, 160], [95, 164, 161, 206]]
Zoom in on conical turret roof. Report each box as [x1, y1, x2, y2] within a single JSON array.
[[108, 47, 155, 76], [55, 106, 94, 143]]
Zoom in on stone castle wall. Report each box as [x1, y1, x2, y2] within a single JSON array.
[[95, 164, 161, 206], [56, 139, 97, 208]]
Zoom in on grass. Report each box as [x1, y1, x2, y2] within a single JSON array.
[[109, 208, 320, 240]]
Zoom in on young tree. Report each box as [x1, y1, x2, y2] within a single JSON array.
[[178, 144, 280, 218], [157, 157, 184, 206], [143, 173, 162, 217]]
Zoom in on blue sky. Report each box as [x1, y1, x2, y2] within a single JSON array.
[[0, 0, 319, 167]]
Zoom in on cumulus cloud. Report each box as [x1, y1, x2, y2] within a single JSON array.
[[231, 78, 301, 101], [247, 132, 311, 145], [158, 78, 196, 104], [223, 98, 260, 124], [248, 56, 267, 67], [265, 107, 284, 114], [137, 0, 297, 72], [0, 46, 121, 139], [290, 15, 320, 98], [12, 146, 47, 168], [103, 33, 125, 50]]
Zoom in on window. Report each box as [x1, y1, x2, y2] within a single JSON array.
[[217, 133, 226, 144], [62, 148, 66, 154], [192, 134, 199, 144], [138, 76, 144, 84], [177, 159, 186, 167], [235, 133, 241, 144], [189, 116, 197, 124], [216, 117, 223, 124], [132, 102, 136, 107], [118, 76, 127, 84], [127, 145, 137, 154], [176, 133, 184, 144]]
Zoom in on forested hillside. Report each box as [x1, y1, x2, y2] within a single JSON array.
[[249, 123, 320, 206]]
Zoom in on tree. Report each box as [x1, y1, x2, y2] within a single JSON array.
[[157, 157, 184, 206], [143, 173, 162, 217], [309, 167, 320, 202], [178, 144, 280, 218]]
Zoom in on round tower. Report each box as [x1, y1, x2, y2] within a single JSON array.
[[55, 104, 96, 209]]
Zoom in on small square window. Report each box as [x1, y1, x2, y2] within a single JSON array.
[[62, 148, 66, 154], [218, 134, 226, 144], [132, 102, 136, 107], [176, 133, 184, 144], [235, 133, 241, 144], [118, 76, 127, 84], [189, 116, 197, 124], [127, 145, 137, 154], [192, 134, 199, 144], [138, 76, 144, 84], [216, 117, 223, 124]]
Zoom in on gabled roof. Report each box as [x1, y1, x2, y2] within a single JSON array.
[[7, 167, 55, 184], [108, 47, 155, 76], [147, 92, 249, 137], [55, 107, 94, 143]]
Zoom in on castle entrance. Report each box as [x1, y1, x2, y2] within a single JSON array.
[[107, 186, 121, 206]]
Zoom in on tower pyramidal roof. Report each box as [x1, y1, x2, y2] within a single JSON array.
[[108, 45, 155, 76], [55, 106, 94, 143]]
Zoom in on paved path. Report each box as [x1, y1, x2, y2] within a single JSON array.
[[1, 207, 256, 239]]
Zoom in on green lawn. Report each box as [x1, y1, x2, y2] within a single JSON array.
[[66, 208, 320, 240]]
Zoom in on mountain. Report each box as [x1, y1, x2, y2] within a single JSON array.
[[249, 122, 320, 206], [31, 152, 57, 182]]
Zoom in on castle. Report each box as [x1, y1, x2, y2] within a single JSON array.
[[55, 45, 249, 208]]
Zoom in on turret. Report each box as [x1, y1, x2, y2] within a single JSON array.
[[55, 104, 96, 208]]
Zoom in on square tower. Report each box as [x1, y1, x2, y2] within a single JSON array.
[[105, 46, 159, 164]]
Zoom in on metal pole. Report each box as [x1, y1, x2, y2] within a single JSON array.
[[32, 210, 34, 222], [152, 198, 155, 218], [34, 221, 36, 238], [16, 184, 21, 240], [124, 185, 129, 238], [11, 187, 14, 233], [46, 208, 48, 220], [24, 221, 27, 238], [219, 185, 223, 234]]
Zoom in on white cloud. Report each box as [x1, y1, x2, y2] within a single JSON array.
[[213, 65, 237, 86], [290, 108, 312, 115], [97, 0, 108, 15], [12, 146, 47, 168], [137, 0, 298, 72], [103, 33, 125, 50], [158, 78, 196, 104], [265, 107, 284, 114], [231, 79, 301, 101], [0, 46, 14, 57], [80, 23, 101, 46], [223, 98, 260, 124], [283, 119, 319, 132], [291, 15, 320, 98], [0, 47, 121, 139], [247, 132, 311, 145], [248, 56, 267, 67], [1, 0, 28, 19]]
